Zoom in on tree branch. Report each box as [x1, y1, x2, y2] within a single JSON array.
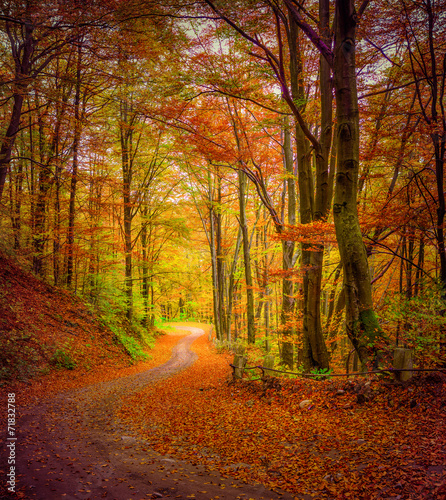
[[281, 0, 333, 67]]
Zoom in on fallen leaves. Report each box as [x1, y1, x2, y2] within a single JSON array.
[[118, 332, 446, 499]]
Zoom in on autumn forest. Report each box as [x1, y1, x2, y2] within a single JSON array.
[[1, 0, 446, 499], [2, 0, 445, 372]]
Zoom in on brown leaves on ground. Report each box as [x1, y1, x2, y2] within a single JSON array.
[[119, 332, 446, 500]]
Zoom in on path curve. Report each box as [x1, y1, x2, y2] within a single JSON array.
[[14, 326, 293, 500]]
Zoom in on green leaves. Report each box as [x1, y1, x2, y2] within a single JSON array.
[[309, 366, 332, 380], [50, 349, 77, 370]]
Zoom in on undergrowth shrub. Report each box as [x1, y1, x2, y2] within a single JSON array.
[[50, 348, 77, 370], [383, 285, 446, 366], [85, 276, 156, 362], [0, 331, 46, 381]]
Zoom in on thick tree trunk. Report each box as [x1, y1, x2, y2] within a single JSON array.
[[332, 0, 382, 363], [0, 92, 26, 203], [288, 12, 331, 371], [301, 0, 332, 371], [433, 133, 446, 292]]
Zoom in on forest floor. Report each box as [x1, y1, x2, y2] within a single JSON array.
[[1, 324, 445, 500], [1, 252, 446, 500]]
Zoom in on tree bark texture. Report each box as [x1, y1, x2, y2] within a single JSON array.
[[332, 0, 382, 361], [288, 12, 330, 370]]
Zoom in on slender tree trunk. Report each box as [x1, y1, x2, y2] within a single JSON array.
[[66, 43, 83, 287], [280, 121, 297, 368], [11, 156, 24, 249], [227, 227, 242, 343], [208, 174, 221, 340], [120, 99, 135, 322], [33, 95, 52, 277], [414, 238, 424, 297], [215, 176, 227, 338], [53, 147, 62, 285], [141, 201, 150, 327], [238, 170, 255, 343]]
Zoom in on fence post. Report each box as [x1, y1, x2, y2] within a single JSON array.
[[263, 354, 275, 376], [233, 353, 247, 379], [393, 348, 413, 382]]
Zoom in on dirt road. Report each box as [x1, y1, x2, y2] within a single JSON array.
[[12, 327, 293, 500]]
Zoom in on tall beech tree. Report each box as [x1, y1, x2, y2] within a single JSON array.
[[202, 0, 333, 368], [227, 99, 256, 344], [66, 39, 84, 287], [283, 0, 386, 363]]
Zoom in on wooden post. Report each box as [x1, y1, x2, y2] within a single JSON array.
[[393, 348, 413, 382], [263, 354, 275, 376], [233, 354, 247, 379], [234, 343, 246, 355]]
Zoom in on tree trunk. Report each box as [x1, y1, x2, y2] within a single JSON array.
[[208, 173, 222, 340], [280, 120, 297, 368], [227, 227, 242, 343], [66, 42, 83, 288], [11, 155, 24, 249], [141, 200, 151, 327], [215, 175, 227, 338], [238, 170, 255, 344], [33, 94, 52, 277], [119, 97, 137, 322], [288, 12, 331, 371], [332, 0, 382, 363]]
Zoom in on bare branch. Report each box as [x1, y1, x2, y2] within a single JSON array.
[[358, 0, 372, 18]]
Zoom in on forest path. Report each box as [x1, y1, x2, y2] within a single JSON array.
[[15, 326, 293, 500]]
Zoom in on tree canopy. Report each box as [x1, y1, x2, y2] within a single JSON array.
[[1, 0, 445, 371]]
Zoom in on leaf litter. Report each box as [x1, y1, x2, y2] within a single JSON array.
[[119, 331, 446, 500], [1, 311, 445, 499]]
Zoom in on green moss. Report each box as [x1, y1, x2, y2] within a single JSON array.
[[50, 349, 77, 370], [359, 309, 382, 343]]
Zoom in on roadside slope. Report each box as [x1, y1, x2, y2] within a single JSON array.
[[0, 250, 169, 405]]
